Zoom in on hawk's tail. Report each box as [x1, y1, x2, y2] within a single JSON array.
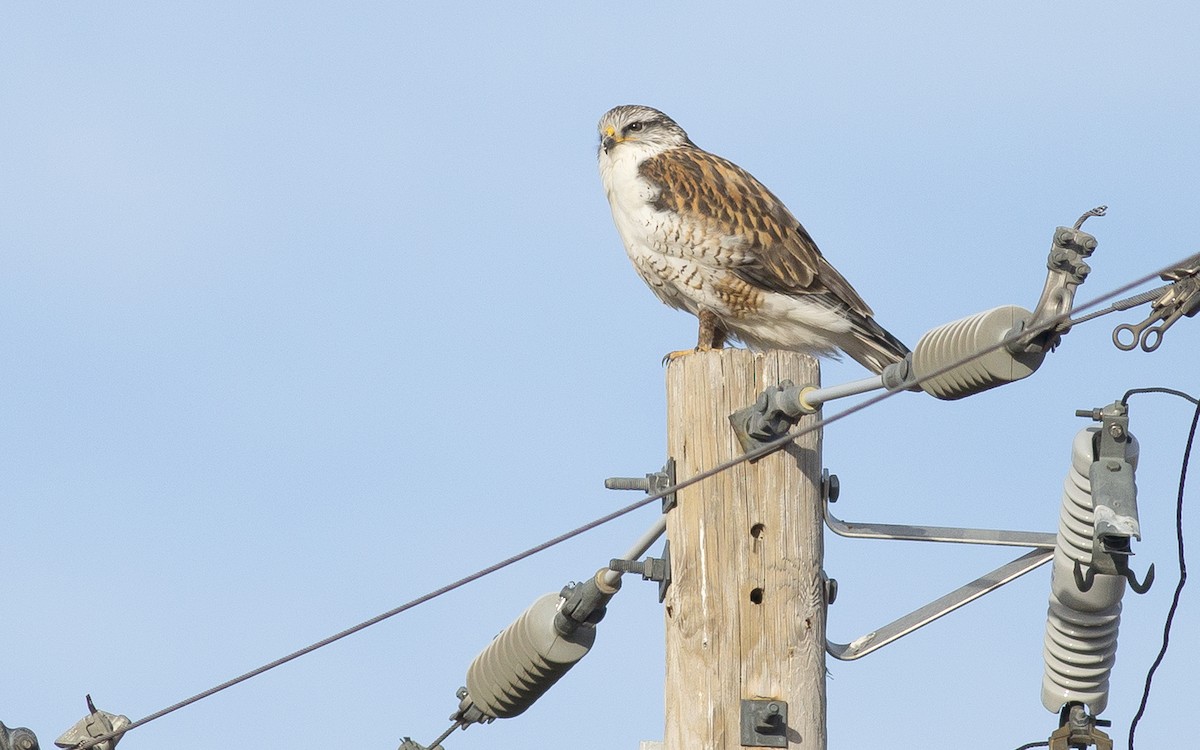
[[839, 313, 911, 376]]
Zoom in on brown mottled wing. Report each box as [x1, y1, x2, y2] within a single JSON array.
[[638, 146, 875, 318]]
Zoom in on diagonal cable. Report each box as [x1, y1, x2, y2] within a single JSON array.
[[70, 249, 1200, 750]]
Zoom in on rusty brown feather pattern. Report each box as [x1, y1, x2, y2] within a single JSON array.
[[637, 146, 876, 319]]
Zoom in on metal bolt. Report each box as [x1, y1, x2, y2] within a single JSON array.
[[821, 470, 840, 503], [609, 558, 644, 575], [1109, 423, 1126, 440], [756, 702, 784, 731], [1106, 460, 1122, 471], [825, 577, 838, 605], [605, 476, 650, 491], [610, 556, 668, 583]]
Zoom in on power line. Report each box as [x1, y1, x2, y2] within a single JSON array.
[[1126, 389, 1199, 750], [69, 251, 1200, 750], [1122, 387, 1200, 406]]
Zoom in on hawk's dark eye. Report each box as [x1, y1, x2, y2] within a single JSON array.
[[626, 121, 644, 133]]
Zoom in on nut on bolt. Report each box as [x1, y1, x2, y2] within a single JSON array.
[[756, 702, 784, 732], [821, 469, 840, 503]]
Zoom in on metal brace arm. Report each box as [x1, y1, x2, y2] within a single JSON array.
[[825, 503, 1055, 549], [823, 471, 1055, 660], [827, 548, 1052, 660]]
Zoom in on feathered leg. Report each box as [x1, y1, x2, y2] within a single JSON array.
[[665, 309, 727, 362]]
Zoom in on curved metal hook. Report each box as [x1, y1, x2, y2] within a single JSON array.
[[1125, 562, 1155, 594], [1074, 205, 1108, 230], [1072, 559, 1154, 594], [1072, 560, 1098, 592]]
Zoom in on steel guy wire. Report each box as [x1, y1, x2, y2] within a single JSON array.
[[68, 249, 1200, 750]]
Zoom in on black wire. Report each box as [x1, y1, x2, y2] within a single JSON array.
[[1126, 390, 1200, 750], [71, 251, 1200, 750], [1122, 387, 1200, 406], [1012, 742, 1050, 750]]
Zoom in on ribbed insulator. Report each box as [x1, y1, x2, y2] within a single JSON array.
[[1042, 594, 1120, 714], [912, 305, 1046, 400], [1041, 427, 1139, 715], [464, 593, 595, 719]]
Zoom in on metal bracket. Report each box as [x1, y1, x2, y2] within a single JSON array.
[[827, 548, 1052, 660], [728, 381, 808, 456], [609, 541, 671, 602], [54, 697, 129, 750], [605, 457, 677, 513], [740, 699, 788, 747], [1016, 211, 1102, 353], [822, 471, 1055, 661], [1073, 402, 1154, 594], [0, 723, 39, 750], [822, 471, 1056, 550], [1048, 704, 1113, 750]]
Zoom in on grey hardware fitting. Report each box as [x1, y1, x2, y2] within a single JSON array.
[[740, 700, 789, 748], [1048, 704, 1113, 750], [820, 469, 1055, 661], [397, 739, 443, 750], [1072, 402, 1153, 594], [605, 457, 677, 512], [54, 697, 129, 750], [0, 722, 39, 750], [609, 541, 671, 602], [1111, 254, 1200, 352]]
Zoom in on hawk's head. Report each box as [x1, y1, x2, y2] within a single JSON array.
[[598, 105, 691, 158]]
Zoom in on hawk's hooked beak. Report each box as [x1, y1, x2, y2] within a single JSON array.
[[601, 124, 620, 154]]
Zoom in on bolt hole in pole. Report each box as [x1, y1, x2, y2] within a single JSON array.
[[750, 587, 765, 604], [750, 523, 765, 538]]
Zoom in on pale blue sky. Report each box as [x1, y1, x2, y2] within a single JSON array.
[[3, 3, 1198, 749]]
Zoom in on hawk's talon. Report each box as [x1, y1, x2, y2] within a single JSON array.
[[662, 348, 697, 365], [662, 344, 724, 365]]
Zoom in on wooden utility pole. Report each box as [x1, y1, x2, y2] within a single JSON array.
[[662, 348, 826, 750]]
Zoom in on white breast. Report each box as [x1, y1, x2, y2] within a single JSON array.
[[598, 144, 697, 311]]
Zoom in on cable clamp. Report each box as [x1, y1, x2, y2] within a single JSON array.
[[1048, 703, 1113, 750], [54, 696, 129, 750], [1112, 255, 1200, 352]]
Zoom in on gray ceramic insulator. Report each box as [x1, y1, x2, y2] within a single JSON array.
[[463, 593, 596, 719], [912, 305, 1047, 400], [1041, 427, 1139, 715]]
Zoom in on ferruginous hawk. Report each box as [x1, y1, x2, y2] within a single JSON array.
[[597, 104, 909, 375]]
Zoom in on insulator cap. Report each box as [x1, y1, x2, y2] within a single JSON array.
[[912, 305, 1046, 400], [462, 593, 596, 720]]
